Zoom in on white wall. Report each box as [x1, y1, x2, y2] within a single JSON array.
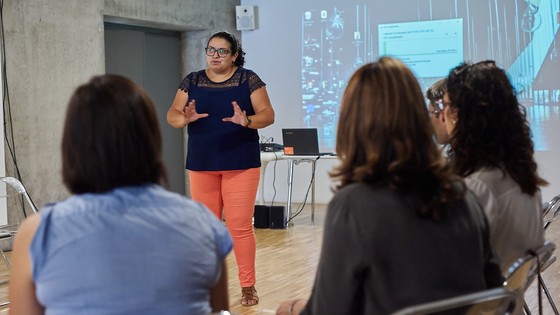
[[242, 0, 560, 205], [241, 1, 338, 205]]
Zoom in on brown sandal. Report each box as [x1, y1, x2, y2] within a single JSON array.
[[241, 286, 259, 306]]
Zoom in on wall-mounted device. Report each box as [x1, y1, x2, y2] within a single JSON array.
[[236, 5, 256, 31]]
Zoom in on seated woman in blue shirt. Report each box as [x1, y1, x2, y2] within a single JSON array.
[[8, 74, 232, 315]]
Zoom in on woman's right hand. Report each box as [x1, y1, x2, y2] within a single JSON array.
[[167, 90, 208, 129], [183, 99, 209, 125]]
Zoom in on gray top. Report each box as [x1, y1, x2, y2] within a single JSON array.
[[465, 168, 544, 272], [301, 182, 502, 315]]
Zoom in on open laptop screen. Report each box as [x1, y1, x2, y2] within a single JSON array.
[[281, 128, 320, 156]]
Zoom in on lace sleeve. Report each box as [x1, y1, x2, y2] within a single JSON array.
[[246, 69, 266, 94], [178, 72, 198, 93]]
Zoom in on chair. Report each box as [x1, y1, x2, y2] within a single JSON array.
[[503, 247, 538, 315], [391, 287, 518, 315], [526, 195, 560, 315], [0, 176, 39, 269], [0, 177, 38, 308], [504, 241, 556, 315], [533, 255, 559, 315], [542, 194, 560, 230]]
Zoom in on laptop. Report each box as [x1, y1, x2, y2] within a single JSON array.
[[282, 128, 321, 155]]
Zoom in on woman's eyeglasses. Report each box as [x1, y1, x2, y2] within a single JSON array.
[[205, 47, 230, 58], [428, 99, 450, 117], [434, 99, 450, 111]]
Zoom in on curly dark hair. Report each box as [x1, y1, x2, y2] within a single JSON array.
[[331, 57, 465, 221], [208, 31, 246, 67], [446, 60, 547, 195]]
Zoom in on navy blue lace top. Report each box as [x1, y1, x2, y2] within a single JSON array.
[[179, 67, 265, 171]]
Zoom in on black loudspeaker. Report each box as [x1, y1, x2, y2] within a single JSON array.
[[253, 205, 286, 229], [254, 205, 270, 228], [269, 206, 286, 229]]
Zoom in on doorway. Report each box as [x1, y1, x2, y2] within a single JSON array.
[[104, 22, 186, 195]]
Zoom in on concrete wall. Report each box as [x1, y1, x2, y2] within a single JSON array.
[[3, 0, 239, 215]]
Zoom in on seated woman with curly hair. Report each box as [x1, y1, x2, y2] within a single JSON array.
[[443, 60, 547, 272]]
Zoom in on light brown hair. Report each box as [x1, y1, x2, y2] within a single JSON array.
[[332, 57, 463, 220]]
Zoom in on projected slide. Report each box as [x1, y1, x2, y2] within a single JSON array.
[[302, 6, 366, 149], [301, 0, 560, 151], [378, 19, 463, 78]]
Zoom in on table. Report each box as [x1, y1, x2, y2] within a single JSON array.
[[284, 155, 319, 226], [258, 152, 284, 204], [259, 152, 337, 227], [284, 154, 338, 227]]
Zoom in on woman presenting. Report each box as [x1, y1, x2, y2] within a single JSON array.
[[9, 75, 232, 315], [167, 31, 274, 307]]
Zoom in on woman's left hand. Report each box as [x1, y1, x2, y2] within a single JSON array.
[[222, 101, 248, 126]]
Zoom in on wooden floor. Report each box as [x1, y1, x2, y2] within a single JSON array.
[[0, 203, 558, 315], [226, 203, 560, 315], [226, 205, 325, 315]]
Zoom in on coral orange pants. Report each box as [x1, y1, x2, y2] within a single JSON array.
[[189, 168, 260, 287]]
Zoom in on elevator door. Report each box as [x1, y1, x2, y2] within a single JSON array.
[[104, 23, 185, 195]]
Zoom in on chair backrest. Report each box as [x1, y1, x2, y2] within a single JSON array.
[[543, 194, 560, 230], [0, 176, 38, 227], [391, 287, 517, 315], [533, 241, 556, 271], [503, 241, 556, 292], [503, 254, 538, 294]]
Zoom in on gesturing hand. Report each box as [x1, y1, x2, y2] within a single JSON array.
[[222, 101, 248, 126], [183, 99, 208, 125]]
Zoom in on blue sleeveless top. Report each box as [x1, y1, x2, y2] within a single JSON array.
[[30, 184, 232, 315], [179, 67, 264, 171]]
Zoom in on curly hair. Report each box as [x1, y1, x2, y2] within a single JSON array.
[[208, 31, 246, 67], [331, 57, 464, 221], [446, 60, 547, 195]]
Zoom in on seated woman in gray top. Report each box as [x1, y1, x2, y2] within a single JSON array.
[[276, 57, 503, 315], [443, 60, 547, 272], [8, 75, 232, 315]]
